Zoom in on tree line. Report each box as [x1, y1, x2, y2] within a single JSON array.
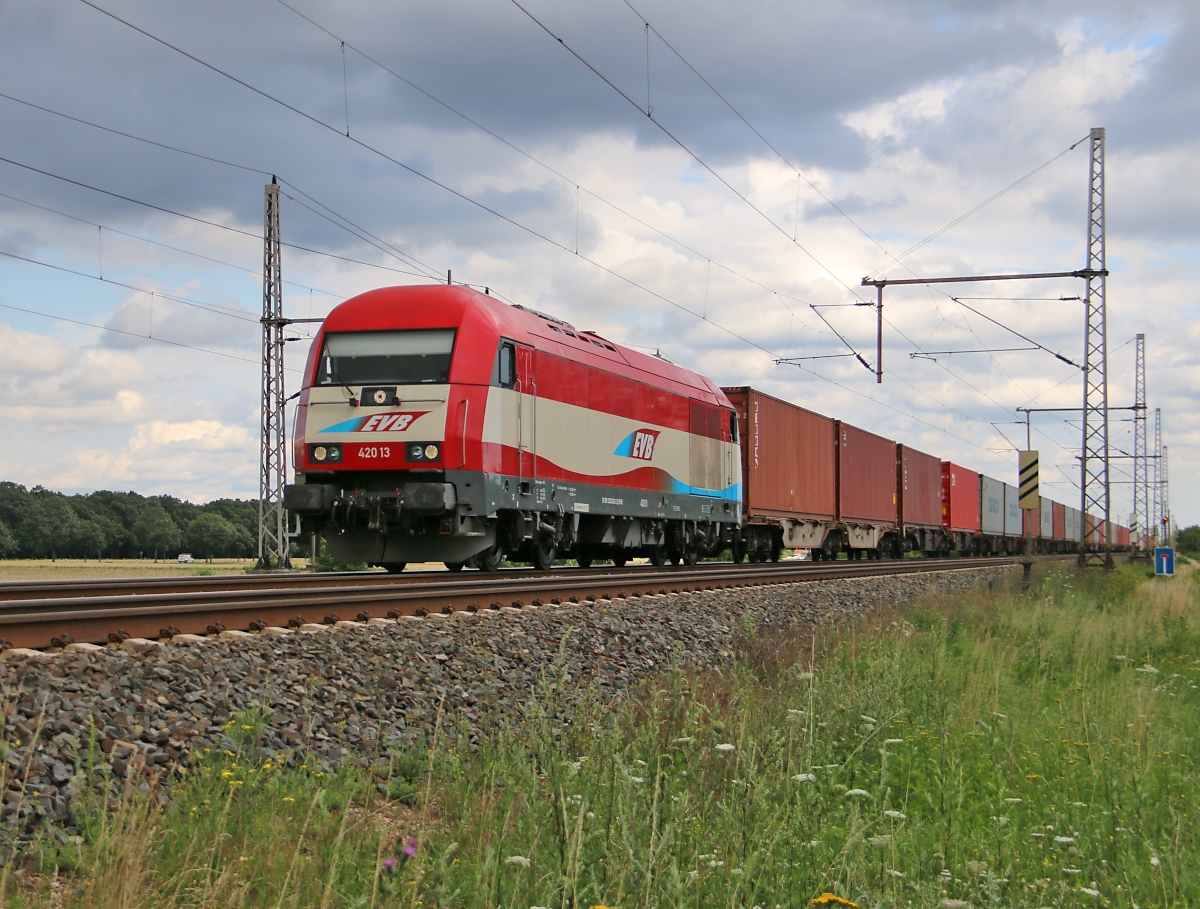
[[0, 482, 261, 562]]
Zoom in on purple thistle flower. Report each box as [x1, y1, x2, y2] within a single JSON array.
[[403, 838, 418, 857], [382, 858, 396, 870]]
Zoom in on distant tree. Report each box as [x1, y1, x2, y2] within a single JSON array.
[[1177, 525, 1200, 557], [187, 513, 240, 561], [133, 503, 181, 561], [0, 519, 17, 559], [22, 495, 81, 561], [73, 519, 113, 561], [0, 483, 30, 547]]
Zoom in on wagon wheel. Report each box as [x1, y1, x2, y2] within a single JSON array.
[[611, 555, 627, 568], [478, 541, 504, 573], [531, 540, 556, 571], [681, 547, 699, 566], [444, 561, 465, 572], [731, 539, 745, 564], [649, 546, 668, 567], [383, 562, 407, 573], [577, 556, 593, 569]]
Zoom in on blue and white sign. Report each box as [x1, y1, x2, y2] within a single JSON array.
[[1155, 547, 1175, 577]]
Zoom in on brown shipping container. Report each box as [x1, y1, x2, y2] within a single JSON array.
[[899, 446, 942, 529], [941, 463, 981, 532], [722, 387, 836, 521], [1053, 501, 1065, 541], [837, 421, 898, 524]]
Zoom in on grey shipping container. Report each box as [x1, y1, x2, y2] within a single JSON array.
[[980, 475, 1005, 534], [1040, 497, 1054, 538], [1004, 484, 1022, 537]]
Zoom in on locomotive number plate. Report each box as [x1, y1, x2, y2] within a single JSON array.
[[358, 445, 392, 459]]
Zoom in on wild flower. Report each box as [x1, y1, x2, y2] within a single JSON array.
[[630, 776, 645, 784], [633, 759, 647, 767], [672, 736, 693, 744], [382, 858, 396, 871], [1135, 666, 1159, 674], [884, 738, 903, 746], [809, 894, 857, 907], [993, 816, 1008, 826], [861, 715, 877, 724], [1081, 887, 1100, 897], [788, 709, 806, 716], [403, 838, 418, 857], [1150, 855, 1161, 867], [887, 870, 904, 878], [1064, 868, 1082, 874], [791, 773, 816, 783], [939, 901, 969, 909], [845, 789, 871, 798], [1004, 798, 1023, 804], [1054, 836, 1075, 845], [505, 855, 531, 868], [715, 743, 736, 752], [868, 835, 891, 847], [281, 796, 295, 803], [796, 671, 815, 681], [884, 810, 906, 820]]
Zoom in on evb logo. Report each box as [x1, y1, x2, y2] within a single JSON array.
[[615, 428, 661, 461]]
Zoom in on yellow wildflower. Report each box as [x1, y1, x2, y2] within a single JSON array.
[[811, 895, 860, 908]]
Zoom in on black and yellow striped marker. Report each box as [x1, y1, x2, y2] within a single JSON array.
[[1018, 450, 1039, 510]]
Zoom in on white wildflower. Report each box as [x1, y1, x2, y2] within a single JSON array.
[[1081, 887, 1100, 897], [992, 712, 1008, 719], [1004, 797, 1023, 804], [1135, 665, 1159, 674], [1115, 655, 1127, 661], [796, 671, 814, 681], [845, 788, 871, 798], [586, 811, 595, 819], [884, 810, 906, 820], [791, 773, 816, 783], [1064, 868, 1082, 874], [939, 869, 952, 879], [939, 899, 969, 908], [1072, 801, 1087, 807], [715, 743, 736, 752], [806, 840, 821, 848], [633, 759, 646, 766], [569, 762, 582, 772], [1030, 833, 1046, 838], [993, 816, 1009, 827], [861, 715, 877, 724], [505, 855, 531, 868], [672, 736, 693, 744], [730, 867, 743, 875], [887, 869, 905, 878], [629, 776, 645, 784], [698, 854, 715, 860], [884, 738, 904, 746], [1150, 855, 1161, 867], [787, 709, 806, 716], [1055, 836, 1076, 845], [707, 860, 724, 868], [868, 834, 891, 847]]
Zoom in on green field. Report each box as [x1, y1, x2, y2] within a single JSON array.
[[4, 559, 1197, 908]]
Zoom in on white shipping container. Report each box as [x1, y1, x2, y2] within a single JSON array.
[[1004, 483, 1022, 537], [1040, 497, 1054, 538], [980, 475, 1005, 535]]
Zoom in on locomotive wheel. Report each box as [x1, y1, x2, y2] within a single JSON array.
[[478, 542, 504, 573], [383, 562, 407, 573], [577, 556, 593, 569], [681, 547, 699, 566], [531, 541, 556, 571], [769, 546, 781, 563], [667, 552, 681, 566], [445, 561, 465, 572], [649, 546, 667, 567], [612, 555, 627, 568], [731, 539, 745, 564]]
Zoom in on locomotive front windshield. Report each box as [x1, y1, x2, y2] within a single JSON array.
[[315, 329, 456, 386]]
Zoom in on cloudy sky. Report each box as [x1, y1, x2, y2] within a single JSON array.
[[0, 0, 1195, 529]]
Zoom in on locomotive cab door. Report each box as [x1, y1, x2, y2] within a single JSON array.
[[513, 343, 536, 490]]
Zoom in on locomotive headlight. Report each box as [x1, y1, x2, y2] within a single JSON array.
[[308, 443, 342, 464], [405, 442, 441, 463], [424, 444, 440, 460]]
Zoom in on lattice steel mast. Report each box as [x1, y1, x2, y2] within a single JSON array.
[[1132, 333, 1148, 554], [1161, 444, 1171, 546], [258, 178, 291, 570], [1079, 127, 1112, 567], [1152, 407, 1162, 547]]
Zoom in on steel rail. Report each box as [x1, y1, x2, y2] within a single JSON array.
[[0, 557, 1026, 651]]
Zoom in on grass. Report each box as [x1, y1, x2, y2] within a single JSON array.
[[2, 560, 1197, 907]]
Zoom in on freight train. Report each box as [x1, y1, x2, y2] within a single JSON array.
[[283, 286, 1127, 569]]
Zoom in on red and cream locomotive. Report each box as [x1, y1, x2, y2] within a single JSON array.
[[284, 285, 744, 570]]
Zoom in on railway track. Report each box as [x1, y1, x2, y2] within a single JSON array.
[[0, 557, 1026, 651]]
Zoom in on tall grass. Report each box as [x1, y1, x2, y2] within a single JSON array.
[[3, 561, 1197, 907]]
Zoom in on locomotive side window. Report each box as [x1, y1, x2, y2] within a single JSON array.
[[494, 341, 516, 389], [729, 409, 739, 442], [316, 329, 455, 385]]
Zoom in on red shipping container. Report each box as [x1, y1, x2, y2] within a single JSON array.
[[899, 445, 942, 529], [722, 387, 836, 521], [941, 463, 981, 532], [1053, 501, 1065, 541], [837, 422, 898, 524]]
